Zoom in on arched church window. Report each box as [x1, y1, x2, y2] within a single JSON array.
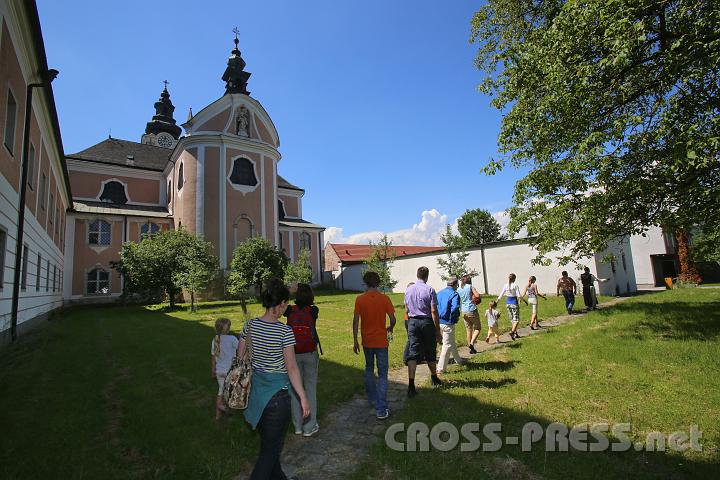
[[140, 222, 160, 239], [88, 220, 111, 245], [99, 181, 128, 205], [178, 163, 184, 190], [230, 158, 258, 186], [233, 215, 255, 247], [178, 163, 185, 191], [300, 232, 311, 251], [278, 200, 286, 220], [87, 267, 110, 294]]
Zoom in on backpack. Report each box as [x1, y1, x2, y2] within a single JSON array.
[[287, 305, 317, 354]]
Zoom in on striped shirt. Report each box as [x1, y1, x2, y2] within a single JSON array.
[[241, 318, 296, 373]]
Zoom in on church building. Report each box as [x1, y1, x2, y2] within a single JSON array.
[[64, 35, 325, 300], [1, 0, 324, 342]]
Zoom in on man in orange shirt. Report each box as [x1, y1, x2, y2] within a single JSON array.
[[353, 271, 397, 419]]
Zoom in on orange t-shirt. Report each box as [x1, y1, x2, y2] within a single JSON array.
[[354, 290, 395, 348]]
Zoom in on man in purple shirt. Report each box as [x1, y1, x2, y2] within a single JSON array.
[[403, 266, 443, 396]]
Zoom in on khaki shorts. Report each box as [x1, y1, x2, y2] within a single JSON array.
[[462, 311, 481, 330]]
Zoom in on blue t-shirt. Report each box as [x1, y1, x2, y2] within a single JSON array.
[[437, 287, 460, 325], [458, 284, 476, 312]]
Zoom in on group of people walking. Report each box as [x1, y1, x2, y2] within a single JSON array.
[[209, 265, 607, 479]]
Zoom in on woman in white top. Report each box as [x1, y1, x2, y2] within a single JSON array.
[[496, 273, 527, 340], [522, 276, 547, 330]]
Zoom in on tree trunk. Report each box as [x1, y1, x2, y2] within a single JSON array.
[[240, 295, 248, 314], [675, 229, 702, 284], [190, 291, 196, 312], [168, 288, 175, 308]]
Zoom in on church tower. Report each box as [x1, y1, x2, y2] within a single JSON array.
[[222, 31, 251, 95], [141, 82, 181, 148]]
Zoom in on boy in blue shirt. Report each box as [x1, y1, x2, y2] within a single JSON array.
[[436, 277, 466, 374]]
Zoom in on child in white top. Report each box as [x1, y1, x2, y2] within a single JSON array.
[[485, 300, 501, 344], [211, 317, 239, 420]]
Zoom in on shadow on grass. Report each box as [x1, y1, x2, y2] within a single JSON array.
[[445, 377, 518, 389], [0, 303, 367, 480], [613, 298, 720, 341], [352, 376, 717, 480], [463, 360, 518, 372]]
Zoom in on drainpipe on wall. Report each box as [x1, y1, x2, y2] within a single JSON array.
[[480, 244, 489, 295], [10, 69, 59, 342]]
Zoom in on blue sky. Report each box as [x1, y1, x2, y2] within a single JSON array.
[[37, 0, 527, 246]]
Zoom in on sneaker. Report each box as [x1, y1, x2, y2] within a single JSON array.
[[485, 337, 490, 343], [376, 409, 390, 420], [295, 428, 302, 435], [408, 385, 418, 397], [303, 424, 319, 437], [469, 345, 478, 354], [431, 376, 444, 386]]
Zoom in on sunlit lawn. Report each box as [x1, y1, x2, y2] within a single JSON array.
[[351, 288, 720, 479], [2, 287, 691, 480]]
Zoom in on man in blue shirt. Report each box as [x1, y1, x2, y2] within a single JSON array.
[[437, 277, 466, 374]]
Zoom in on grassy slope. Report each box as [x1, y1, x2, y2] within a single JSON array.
[[1, 289, 701, 479], [352, 288, 720, 479]]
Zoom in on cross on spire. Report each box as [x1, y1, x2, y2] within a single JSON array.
[[162, 79, 169, 90], [232, 27, 240, 47]]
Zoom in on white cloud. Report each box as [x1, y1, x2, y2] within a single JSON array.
[[325, 208, 519, 247], [325, 209, 451, 247]]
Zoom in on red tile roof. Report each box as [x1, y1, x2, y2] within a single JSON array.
[[329, 243, 444, 263]]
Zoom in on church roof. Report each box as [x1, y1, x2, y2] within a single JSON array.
[[279, 218, 324, 230], [277, 175, 303, 192], [66, 138, 171, 171], [328, 243, 445, 264], [73, 200, 171, 218]]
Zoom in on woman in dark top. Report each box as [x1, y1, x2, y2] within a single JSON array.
[[283, 283, 321, 437]]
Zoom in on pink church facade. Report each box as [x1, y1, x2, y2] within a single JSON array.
[[62, 39, 324, 300], [0, 0, 323, 343]]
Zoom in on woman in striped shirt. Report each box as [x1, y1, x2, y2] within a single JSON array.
[[238, 278, 310, 479]]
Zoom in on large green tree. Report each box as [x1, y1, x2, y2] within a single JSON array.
[[472, 0, 720, 280], [227, 237, 288, 313], [364, 235, 398, 292], [457, 208, 503, 245], [174, 237, 219, 312], [115, 229, 218, 308]]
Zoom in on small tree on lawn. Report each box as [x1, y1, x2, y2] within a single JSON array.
[[364, 235, 397, 292], [228, 237, 288, 313], [174, 236, 219, 312], [437, 225, 477, 281], [284, 248, 313, 287], [115, 229, 217, 308]]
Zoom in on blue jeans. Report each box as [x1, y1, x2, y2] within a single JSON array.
[[363, 347, 389, 415], [562, 291, 575, 312], [250, 389, 290, 480]]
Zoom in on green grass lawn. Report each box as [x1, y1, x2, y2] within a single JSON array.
[[351, 288, 720, 479], [1, 289, 713, 479]]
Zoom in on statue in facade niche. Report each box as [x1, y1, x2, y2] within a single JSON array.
[[236, 106, 250, 137]]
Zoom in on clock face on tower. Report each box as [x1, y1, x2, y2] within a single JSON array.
[[156, 133, 174, 148]]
